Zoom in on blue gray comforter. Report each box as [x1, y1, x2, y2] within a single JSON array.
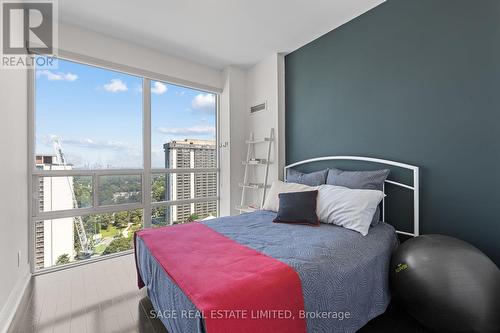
[[136, 210, 398, 333]]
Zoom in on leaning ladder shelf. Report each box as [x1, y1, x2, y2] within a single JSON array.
[[236, 128, 274, 214]]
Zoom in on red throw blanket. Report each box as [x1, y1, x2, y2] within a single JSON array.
[[135, 222, 306, 333]]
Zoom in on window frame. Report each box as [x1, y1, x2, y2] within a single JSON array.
[[28, 51, 220, 274]]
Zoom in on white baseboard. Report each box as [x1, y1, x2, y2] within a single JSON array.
[[0, 267, 31, 333]]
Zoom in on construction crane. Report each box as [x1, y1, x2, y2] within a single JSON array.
[[53, 138, 93, 259]]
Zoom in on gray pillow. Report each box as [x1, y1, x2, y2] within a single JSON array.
[[287, 168, 328, 186], [326, 168, 390, 226]]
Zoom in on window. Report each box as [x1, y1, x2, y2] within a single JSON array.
[[35, 59, 143, 169], [98, 175, 142, 206], [151, 80, 218, 226], [31, 56, 219, 271], [151, 81, 216, 168]]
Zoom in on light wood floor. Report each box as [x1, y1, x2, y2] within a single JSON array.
[[8, 254, 168, 333], [8, 254, 428, 333]]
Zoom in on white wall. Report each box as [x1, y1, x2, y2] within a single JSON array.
[[219, 67, 247, 215], [59, 23, 223, 91], [218, 70, 232, 215], [241, 53, 285, 206], [0, 68, 30, 330], [219, 53, 286, 214]]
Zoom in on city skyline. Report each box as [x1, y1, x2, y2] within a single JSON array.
[[35, 138, 219, 269]]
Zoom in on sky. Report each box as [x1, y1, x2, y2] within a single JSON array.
[[35, 56, 216, 169]]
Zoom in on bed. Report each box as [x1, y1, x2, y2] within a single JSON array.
[[135, 156, 419, 333]]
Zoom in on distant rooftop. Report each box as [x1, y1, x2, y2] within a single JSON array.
[[164, 139, 216, 150], [35, 155, 57, 165]]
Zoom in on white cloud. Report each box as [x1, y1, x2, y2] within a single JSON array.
[[64, 138, 131, 150], [43, 135, 132, 151], [191, 93, 215, 112], [38, 135, 142, 169], [37, 70, 78, 82], [151, 81, 167, 95], [103, 79, 128, 93], [157, 126, 215, 136]]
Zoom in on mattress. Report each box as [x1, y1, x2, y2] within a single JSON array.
[[135, 210, 398, 333]]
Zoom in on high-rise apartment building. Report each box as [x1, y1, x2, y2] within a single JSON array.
[[35, 155, 75, 269], [163, 139, 217, 224]]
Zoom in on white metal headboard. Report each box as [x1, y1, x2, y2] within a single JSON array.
[[284, 156, 419, 237]]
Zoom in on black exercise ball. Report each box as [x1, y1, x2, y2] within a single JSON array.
[[390, 234, 500, 333]]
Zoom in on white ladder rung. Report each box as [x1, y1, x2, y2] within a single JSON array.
[[238, 183, 269, 189], [242, 161, 270, 166], [245, 138, 273, 144], [235, 205, 258, 213]]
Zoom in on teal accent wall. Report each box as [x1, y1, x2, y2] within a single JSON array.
[[285, 0, 500, 264]]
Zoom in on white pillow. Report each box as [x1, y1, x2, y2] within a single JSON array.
[[263, 180, 316, 212], [316, 185, 385, 236]]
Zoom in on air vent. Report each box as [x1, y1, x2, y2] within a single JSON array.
[[250, 102, 266, 114]]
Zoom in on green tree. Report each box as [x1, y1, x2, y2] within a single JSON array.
[[152, 207, 167, 227], [103, 236, 132, 255], [73, 176, 92, 208], [187, 213, 199, 223], [56, 254, 70, 265], [152, 175, 166, 202], [98, 175, 141, 205], [114, 211, 129, 228], [129, 209, 143, 226], [98, 213, 113, 230], [73, 219, 82, 254]]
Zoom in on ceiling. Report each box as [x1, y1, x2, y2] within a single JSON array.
[[59, 0, 384, 69]]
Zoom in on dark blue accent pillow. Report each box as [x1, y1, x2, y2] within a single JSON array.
[[273, 190, 319, 226]]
